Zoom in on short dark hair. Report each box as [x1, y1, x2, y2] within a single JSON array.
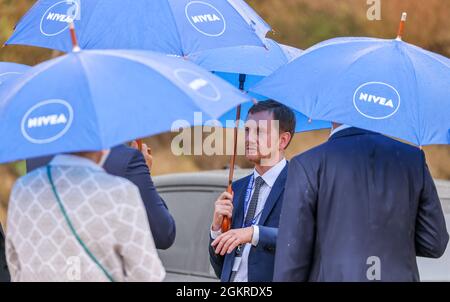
[[248, 100, 296, 147]]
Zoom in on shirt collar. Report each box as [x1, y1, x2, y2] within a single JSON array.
[[49, 154, 104, 171], [330, 124, 352, 138], [253, 158, 287, 188]]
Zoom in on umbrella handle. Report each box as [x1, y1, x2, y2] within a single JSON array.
[[221, 216, 231, 233], [396, 12, 407, 40], [69, 23, 81, 52], [221, 184, 233, 232], [221, 102, 243, 233], [136, 139, 143, 152], [221, 217, 231, 233], [221, 76, 248, 232]]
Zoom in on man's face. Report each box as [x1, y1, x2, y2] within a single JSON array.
[[244, 111, 281, 166]]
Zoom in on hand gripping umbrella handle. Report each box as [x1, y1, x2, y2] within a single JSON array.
[[221, 101, 242, 232], [221, 184, 233, 232], [136, 139, 143, 151], [221, 217, 231, 233], [221, 75, 247, 232]]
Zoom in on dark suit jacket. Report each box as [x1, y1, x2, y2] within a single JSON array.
[[274, 128, 449, 282], [26, 144, 176, 250], [0, 225, 10, 282], [209, 164, 288, 282]]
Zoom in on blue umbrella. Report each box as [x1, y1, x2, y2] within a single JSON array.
[[251, 36, 450, 146], [5, 0, 270, 56], [187, 38, 301, 78], [0, 62, 30, 87], [187, 38, 330, 131], [218, 88, 332, 132], [0, 49, 250, 164], [187, 38, 328, 231]]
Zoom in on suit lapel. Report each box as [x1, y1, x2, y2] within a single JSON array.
[[222, 175, 252, 281], [231, 175, 251, 229], [222, 166, 288, 281], [258, 164, 288, 225]]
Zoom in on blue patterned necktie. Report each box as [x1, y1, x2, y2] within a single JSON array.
[[244, 176, 265, 227], [230, 176, 265, 281]]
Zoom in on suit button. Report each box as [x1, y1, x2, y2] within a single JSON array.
[[264, 246, 275, 253]]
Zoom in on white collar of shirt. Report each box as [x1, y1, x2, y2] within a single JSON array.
[[330, 124, 352, 138], [253, 158, 287, 188], [50, 154, 104, 172]]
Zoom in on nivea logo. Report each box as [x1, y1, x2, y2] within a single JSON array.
[[21, 100, 74, 144], [174, 69, 220, 102], [40, 0, 80, 37], [353, 82, 401, 120], [191, 14, 221, 24], [185, 1, 226, 37], [27, 114, 68, 129], [46, 12, 74, 23]]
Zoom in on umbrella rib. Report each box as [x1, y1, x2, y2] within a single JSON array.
[[92, 50, 219, 118], [165, 0, 188, 56], [75, 0, 103, 48], [407, 43, 450, 69], [300, 38, 383, 58], [400, 46, 422, 146], [0, 56, 66, 108], [226, 0, 271, 41], [311, 43, 386, 121], [75, 53, 105, 150]]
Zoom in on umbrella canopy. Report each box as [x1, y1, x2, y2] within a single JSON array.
[[218, 88, 331, 132], [188, 39, 330, 132], [0, 49, 250, 164], [187, 38, 301, 78], [0, 62, 30, 86], [186, 38, 327, 232], [251, 37, 450, 146], [5, 0, 270, 56]]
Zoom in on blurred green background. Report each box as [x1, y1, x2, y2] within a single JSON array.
[[1, 0, 450, 225]]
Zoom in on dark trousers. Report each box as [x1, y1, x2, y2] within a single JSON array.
[[0, 225, 10, 282]]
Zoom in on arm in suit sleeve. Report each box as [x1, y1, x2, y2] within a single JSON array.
[[257, 226, 278, 249], [273, 157, 317, 282], [209, 235, 224, 279], [125, 150, 176, 250], [415, 152, 449, 258]]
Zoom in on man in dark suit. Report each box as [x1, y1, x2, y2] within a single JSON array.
[[275, 124, 449, 282], [26, 143, 176, 250], [209, 100, 296, 282], [0, 224, 9, 282]]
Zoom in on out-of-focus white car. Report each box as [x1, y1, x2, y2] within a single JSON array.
[[154, 170, 450, 282]]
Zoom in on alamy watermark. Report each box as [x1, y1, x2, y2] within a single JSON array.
[[366, 256, 381, 281], [170, 113, 282, 167], [367, 0, 381, 21], [66, 256, 81, 281]]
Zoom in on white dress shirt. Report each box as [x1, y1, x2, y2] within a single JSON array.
[[330, 124, 352, 137], [211, 158, 287, 282]]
